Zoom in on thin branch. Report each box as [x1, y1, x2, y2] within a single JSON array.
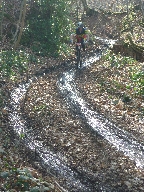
[[55, 181, 68, 192]]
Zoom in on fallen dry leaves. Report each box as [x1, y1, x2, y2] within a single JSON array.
[[75, 58, 144, 144]]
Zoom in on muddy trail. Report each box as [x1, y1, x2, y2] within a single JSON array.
[[8, 39, 144, 192]]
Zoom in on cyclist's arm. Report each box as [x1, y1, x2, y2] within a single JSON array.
[[84, 29, 90, 41], [85, 33, 89, 41], [70, 33, 76, 43]]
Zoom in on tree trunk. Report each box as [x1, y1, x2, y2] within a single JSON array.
[[0, 0, 4, 39], [80, 0, 98, 16], [81, 0, 88, 12], [140, 0, 144, 16], [13, 0, 26, 50], [13, 0, 24, 43]]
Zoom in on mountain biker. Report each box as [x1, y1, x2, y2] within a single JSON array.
[[70, 22, 89, 55]]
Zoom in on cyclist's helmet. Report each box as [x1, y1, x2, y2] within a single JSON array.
[[77, 22, 83, 28]]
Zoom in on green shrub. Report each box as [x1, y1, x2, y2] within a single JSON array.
[[103, 51, 143, 96], [0, 50, 37, 79], [0, 168, 51, 191], [21, 0, 72, 57]]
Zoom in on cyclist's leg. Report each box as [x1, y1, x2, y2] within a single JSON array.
[[81, 39, 85, 51], [75, 45, 78, 56], [81, 42, 86, 60], [82, 43, 85, 52]]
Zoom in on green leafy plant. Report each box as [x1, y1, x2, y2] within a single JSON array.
[[103, 51, 143, 96], [33, 104, 51, 116], [131, 71, 144, 96], [21, 0, 72, 57], [0, 50, 37, 79], [0, 168, 51, 191]]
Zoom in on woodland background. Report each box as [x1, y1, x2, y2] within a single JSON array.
[[0, 0, 144, 191]]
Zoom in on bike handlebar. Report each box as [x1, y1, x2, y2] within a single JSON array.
[[75, 43, 81, 45]]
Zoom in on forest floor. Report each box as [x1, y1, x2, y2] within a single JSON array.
[[0, 13, 144, 192]]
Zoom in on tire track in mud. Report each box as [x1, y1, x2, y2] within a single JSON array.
[[8, 66, 108, 192], [58, 69, 144, 169], [8, 39, 144, 191]]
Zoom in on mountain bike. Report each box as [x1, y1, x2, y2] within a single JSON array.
[[76, 42, 82, 69]]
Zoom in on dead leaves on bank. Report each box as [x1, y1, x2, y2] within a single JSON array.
[[75, 58, 144, 142], [20, 60, 144, 191]]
